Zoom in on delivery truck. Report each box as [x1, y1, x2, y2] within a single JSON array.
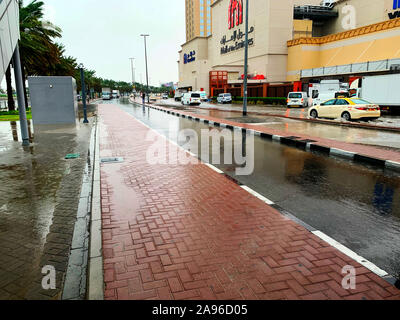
[[352, 74, 400, 113], [102, 88, 111, 100], [112, 90, 120, 99]]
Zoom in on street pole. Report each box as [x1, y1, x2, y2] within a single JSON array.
[[243, 0, 249, 117], [79, 63, 89, 123], [129, 58, 135, 90], [12, 44, 29, 146], [140, 34, 150, 103]]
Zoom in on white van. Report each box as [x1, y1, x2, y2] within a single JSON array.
[[181, 92, 201, 105], [312, 91, 350, 106], [287, 92, 309, 108]]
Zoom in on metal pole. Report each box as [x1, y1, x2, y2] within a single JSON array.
[[12, 44, 29, 146], [243, 0, 249, 117], [129, 58, 135, 88], [80, 66, 89, 123], [141, 34, 150, 103]]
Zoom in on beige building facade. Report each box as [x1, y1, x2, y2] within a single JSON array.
[[179, 0, 321, 95], [185, 0, 213, 42]]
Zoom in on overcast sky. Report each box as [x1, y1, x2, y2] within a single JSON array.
[[41, 0, 186, 87]]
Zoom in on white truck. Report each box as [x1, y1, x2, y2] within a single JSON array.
[[310, 80, 349, 106], [352, 74, 400, 112], [102, 88, 111, 100], [112, 90, 120, 99]]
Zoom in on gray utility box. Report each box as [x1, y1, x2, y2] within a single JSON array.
[[28, 76, 78, 125]]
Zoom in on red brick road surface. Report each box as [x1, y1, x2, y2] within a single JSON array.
[[99, 104, 400, 300]]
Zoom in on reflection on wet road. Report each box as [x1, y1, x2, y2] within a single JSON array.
[[0, 120, 92, 298], [157, 99, 400, 150], [110, 98, 400, 280]]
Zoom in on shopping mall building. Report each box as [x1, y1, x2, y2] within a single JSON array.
[[178, 0, 400, 97]]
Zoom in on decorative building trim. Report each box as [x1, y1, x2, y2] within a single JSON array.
[[288, 18, 400, 47]]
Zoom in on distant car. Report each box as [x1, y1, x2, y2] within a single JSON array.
[[162, 93, 169, 99], [77, 94, 82, 101], [217, 93, 232, 104], [195, 91, 208, 102], [102, 93, 111, 100], [181, 92, 201, 105], [308, 98, 381, 121], [287, 92, 308, 108], [149, 94, 157, 102], [174, 91, 183, 101]]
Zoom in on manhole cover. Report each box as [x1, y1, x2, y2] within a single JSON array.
[[65, 153, 80, 159], [101, 157, 124, 163]]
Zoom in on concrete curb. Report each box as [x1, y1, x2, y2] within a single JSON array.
[[62, 123, 95, 300], [88, 118, 104, 300], [132, 99, 400, 174]]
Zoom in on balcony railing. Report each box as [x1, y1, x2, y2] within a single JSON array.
[[300, 58, 400, 78]]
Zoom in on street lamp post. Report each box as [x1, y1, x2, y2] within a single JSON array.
[[140, 34, 150, 103], [79, 63, 89, 123], [243, 0, 249, 117], [129, 57, 136, 90]]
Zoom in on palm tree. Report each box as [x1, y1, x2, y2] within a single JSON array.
[[5, 0, 63, 110], [5, 66, 15, 111]]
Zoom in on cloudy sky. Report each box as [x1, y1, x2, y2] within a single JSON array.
[[41, 0, 186, 86]]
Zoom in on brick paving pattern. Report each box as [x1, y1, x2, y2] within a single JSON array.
[[0, 122, 93, 299], [99, 104, 400, 300]]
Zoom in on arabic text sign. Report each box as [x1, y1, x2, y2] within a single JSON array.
[[220, 26, 254, 55]]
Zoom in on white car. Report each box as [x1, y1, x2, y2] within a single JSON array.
[[287, 92, 308, 108], [217, 93, 232, 104], [181, 92, 201, 105]]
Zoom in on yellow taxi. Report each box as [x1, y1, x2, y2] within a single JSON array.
[[308, 98, 381, 121]]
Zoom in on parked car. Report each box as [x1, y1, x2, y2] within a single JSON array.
[[77, 94, 82, 101], [308, 98, 381, 121], [287, 92, 309, 108], [174, 90, 183, 101], [217, 93, 232, 104], [181, 92, 201, 105], [162, 93, 169, 99], [195, 91, 208, 102]]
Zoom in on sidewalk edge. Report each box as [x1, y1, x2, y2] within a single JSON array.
[[88, 118, 104, 300]]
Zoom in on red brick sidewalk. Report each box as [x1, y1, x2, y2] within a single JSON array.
[[99, 104, 400, 300]]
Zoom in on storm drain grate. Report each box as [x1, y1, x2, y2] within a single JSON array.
[[101, 157, 124, 163], [65, 153, 80, 159]]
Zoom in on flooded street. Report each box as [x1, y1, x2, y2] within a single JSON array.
[[0, 119, 93, 299], [113, 98, 400, 281]]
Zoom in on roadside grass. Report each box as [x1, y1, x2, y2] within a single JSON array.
[[0, 113, 32, 121]]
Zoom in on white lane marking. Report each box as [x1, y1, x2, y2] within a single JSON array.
[[386, 160, 400, 170], [330, 148, 355, 159], [312, 231, 388, 277], [204, 163, 224, 174], [240, 186, 275, 205]]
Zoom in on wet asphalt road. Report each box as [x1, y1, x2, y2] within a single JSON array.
[[157, 98, 400, 128], [105, 98, 400, 280], [156, 99, 400, 150]]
